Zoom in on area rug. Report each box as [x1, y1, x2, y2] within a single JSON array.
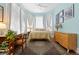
[[19, 47, 37, 55], [18, 39, 61, 55], [27, 40, 60, 55]]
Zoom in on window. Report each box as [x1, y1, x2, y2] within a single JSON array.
[[35, 16, 44, 29]]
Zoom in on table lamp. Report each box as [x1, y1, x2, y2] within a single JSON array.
[[0, 22, 6, 35]]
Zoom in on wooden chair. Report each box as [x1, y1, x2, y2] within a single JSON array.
[[15, 34, 26, 52]]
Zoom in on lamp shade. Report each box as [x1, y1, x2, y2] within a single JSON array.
[[0, 23, 6, 29]]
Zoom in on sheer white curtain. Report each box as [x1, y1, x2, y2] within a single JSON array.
[[43, 15, 46, 29], [46, 15, 54, 37], [24, 15, 27, 33], [34, 15, 53, 31], [21, 10, 26, 33], [35, 16, 44, 29], [33, 16, 36, 30], [10, 4, 21, 34], [27, 14, 34, 31], [46, 15, 52, 31]]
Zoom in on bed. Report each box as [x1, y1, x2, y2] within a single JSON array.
[[27, 30, 51, 43]]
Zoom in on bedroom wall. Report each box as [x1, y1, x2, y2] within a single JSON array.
[[53, 3, 79, 53]]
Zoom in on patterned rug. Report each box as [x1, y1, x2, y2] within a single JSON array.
[[28, 40, 52, 54], [20, 40, 60, 55]]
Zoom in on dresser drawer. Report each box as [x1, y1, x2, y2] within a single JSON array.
[[54, 32, 77, 51]]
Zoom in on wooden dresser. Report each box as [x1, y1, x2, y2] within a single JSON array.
[[54, 32, 77, 53]]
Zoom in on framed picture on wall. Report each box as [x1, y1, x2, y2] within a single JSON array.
[[59, 17, 64, 23], [0, 5, 4, 22], [56, 10, 64, 25], [64, 4, 74, 20], [59, 10, 64, 23]]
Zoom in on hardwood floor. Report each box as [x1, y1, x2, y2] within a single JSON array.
[[14, 39, 77, 55], [53, 41, 77, 55]]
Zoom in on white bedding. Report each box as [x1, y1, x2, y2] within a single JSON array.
[[27, 30, 51, 42]]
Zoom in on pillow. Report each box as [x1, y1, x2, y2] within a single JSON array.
[[34, 28, 46, 31]]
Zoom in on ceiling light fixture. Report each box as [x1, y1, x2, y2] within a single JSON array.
[[37, 4, 48, 8]]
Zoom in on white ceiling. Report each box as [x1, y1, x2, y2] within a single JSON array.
[[21, 3, 59, 13]]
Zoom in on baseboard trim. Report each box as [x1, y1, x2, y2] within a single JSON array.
[[76, 48, 79, 54]]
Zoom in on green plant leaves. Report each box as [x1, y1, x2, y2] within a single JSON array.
[[5, 30, 16, 41]]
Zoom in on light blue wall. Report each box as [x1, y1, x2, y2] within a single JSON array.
[[53, 3, 79, 48]]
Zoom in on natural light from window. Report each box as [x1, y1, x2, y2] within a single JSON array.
[[35, 16, 44, 29]]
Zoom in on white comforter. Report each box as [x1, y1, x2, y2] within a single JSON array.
[[28, 31, 51, 42]]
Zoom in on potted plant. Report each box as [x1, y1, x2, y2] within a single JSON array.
[[5, 30, 16, 42], [0, 30, 16, 54]]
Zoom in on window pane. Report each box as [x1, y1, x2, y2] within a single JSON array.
[[35, 16, 43, 29]]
